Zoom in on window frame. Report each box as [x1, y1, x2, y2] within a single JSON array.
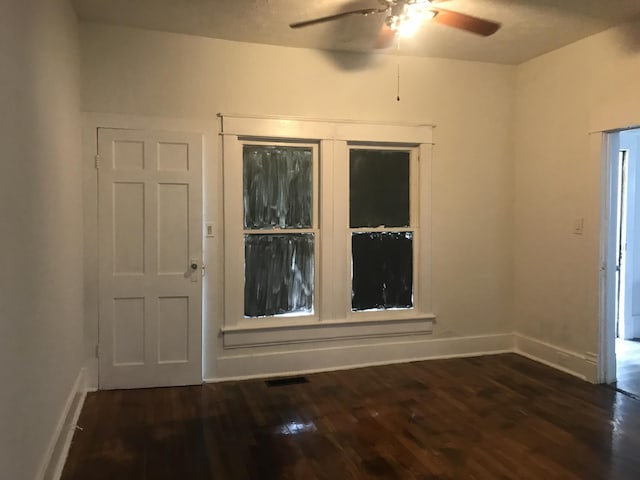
[[220, 115, 435, 347], [346, 144, 420, 319], [240, 139, 320, 320]]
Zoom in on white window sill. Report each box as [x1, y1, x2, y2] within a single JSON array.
[[221, 313, 436, 348]]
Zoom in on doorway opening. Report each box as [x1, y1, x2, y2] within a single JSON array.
[[605, 127, 640, 397]]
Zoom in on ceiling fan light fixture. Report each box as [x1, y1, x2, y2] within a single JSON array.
[[386, 0, 435, 38], [289, 0, 500, 40]]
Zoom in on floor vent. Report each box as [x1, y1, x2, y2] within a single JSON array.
[[265, 376, 309, 387]]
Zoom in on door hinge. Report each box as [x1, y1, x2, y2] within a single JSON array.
[[94, 155, 101, 169]]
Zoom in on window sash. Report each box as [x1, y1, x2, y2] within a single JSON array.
[[243, 148, 312, 230], [351, 231, 415, 312], [241, 140, 320, 319], [347, 145, 420, 316], [243, 232, 316, 318], [241, 139, 319, 232]]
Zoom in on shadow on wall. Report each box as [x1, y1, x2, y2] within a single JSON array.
[[615, 16, 640, 54]]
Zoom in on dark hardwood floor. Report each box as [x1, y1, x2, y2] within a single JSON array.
[[615, 339, 640, 398], [62, 354, 640, 480]]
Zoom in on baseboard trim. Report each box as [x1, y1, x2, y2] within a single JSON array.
[[36, 368, 87, 480], [514, 333, 598, 382], [205, 333, 601, 384], [206, 333, 514, 382]]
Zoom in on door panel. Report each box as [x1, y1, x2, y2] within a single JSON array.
[[113, 182, 145, 275], [98, 128, 203, 389], [158, 142, 190, 171], [113, 140, 144, 170], [157, 296, 189, 363], [157, 183, 189, 274], [113, 297, 145, 365]]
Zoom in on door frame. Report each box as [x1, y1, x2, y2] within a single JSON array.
[[82, 113, 220, 390], [598, 125, 640, 383], [599, 129, 621, 384]]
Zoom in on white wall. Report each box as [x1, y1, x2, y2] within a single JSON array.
[[80, 24, 516, 381], [0, 1, 84, 478], [514, 19, 640, 373]]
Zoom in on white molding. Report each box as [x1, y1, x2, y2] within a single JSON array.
[[209, 333, 513, 381], [83, 112, 217, 132], [221, 117, 435, 342], [417, 143, 433, 315], [218, 113, 435, 144], [218, 112, 436, 128], [514, 333, 598, 382], [597, 130, 619, 384], [208, 333, 602, 384], [222, 315, 435, 348], [36, 368, 87, 480]]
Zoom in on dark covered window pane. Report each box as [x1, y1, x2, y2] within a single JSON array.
[[244, 234, 314, 317], [351, 232, 413, 311], [243, 145, 312, 229], [350, 149, 410, 228]]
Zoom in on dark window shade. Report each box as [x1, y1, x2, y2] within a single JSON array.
[[351, 232, 413, 311], [350, 149, 410, 228]]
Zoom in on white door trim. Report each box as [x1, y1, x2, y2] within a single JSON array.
[[82, 113, 219, 390], [597, 130, 620, 384]]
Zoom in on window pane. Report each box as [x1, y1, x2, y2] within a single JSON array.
[[244, 234, 314, 317], [351, 232, 413, 311], [350, 149, 410, 228], [243, 145, 312, 229]]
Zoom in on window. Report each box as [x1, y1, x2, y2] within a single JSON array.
[[242, 143, 318, 318], [221, 115, 434, 346], [349, 148, 415, 312]]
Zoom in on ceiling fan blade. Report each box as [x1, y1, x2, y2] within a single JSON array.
[[375, 23, 396, 49], [290, 8, 383, 29], [431, 8, 500, 36]]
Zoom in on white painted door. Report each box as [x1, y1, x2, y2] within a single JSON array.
[[98, 128, 203, 389]]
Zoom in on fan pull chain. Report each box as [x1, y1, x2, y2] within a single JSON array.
[[396, 36, 401, 102]]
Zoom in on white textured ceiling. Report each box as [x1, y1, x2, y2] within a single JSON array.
[[72, 0, 640, 64]]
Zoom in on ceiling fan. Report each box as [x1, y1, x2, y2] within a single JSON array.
[[290, 0, 500, 45]]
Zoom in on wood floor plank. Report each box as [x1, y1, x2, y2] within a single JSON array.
[[615, 339, 640, 397], [62, 354, 640, 479]]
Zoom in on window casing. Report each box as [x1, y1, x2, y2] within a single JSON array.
[[221, 115, 434, 347]]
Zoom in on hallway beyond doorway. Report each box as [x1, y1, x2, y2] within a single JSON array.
[[614, 338, 640, 398]]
